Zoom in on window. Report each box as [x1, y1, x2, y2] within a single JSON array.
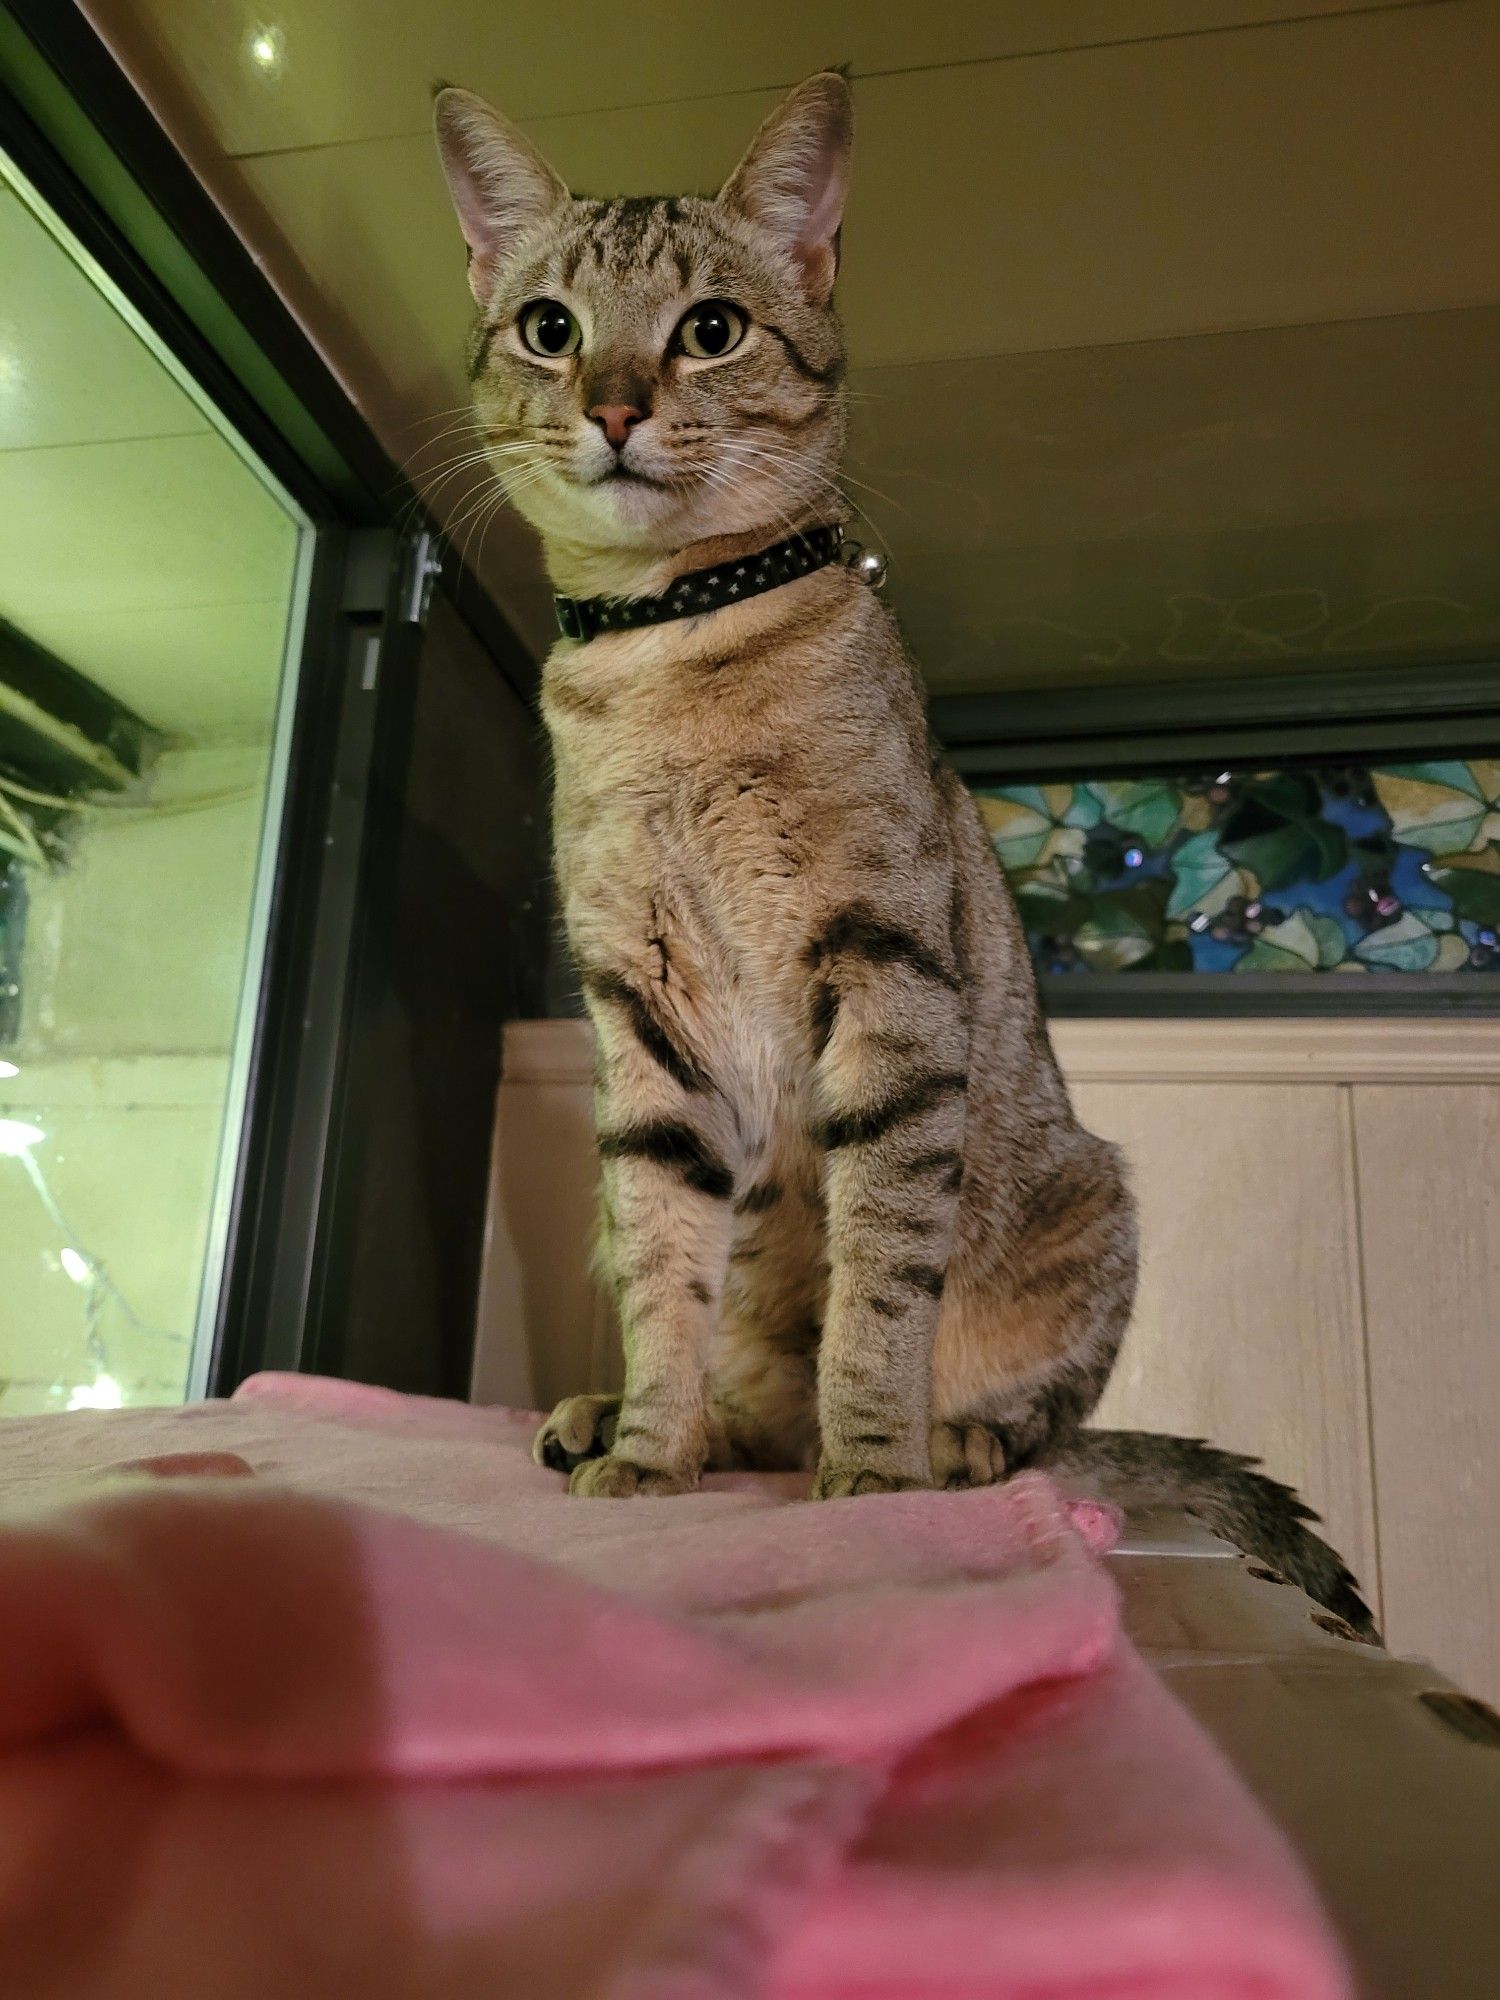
[[974, 761, 1500, 983], [0, 149, 312, 1415]]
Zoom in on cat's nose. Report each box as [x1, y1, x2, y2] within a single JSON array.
[[586, 404, 645, 450]]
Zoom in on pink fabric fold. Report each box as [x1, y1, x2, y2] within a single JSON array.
[[0, 1375, 1351, 2000]]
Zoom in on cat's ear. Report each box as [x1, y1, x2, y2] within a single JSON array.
[[718, 71, 852, 304], [433, 87, 568, 304]]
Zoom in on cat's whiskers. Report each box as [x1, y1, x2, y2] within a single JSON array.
[[445, 450, 552, 547], [716, 437, 898, 547], [420, 449, 514, 492], [402, 400, 481, 429], [419, 450, 553, 550], [454, 458, 559, 573], [415, 435, 559, 493], [394, 414, 491, 487], [703, 436, 876, 546], [456, 487, 513, 573], [686, 453, 813, 550]]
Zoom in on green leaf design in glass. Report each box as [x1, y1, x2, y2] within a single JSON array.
[[1424, 849, 1500, 926], [1150, 937, 1194, 972], [1084, 779, 1182, 848], [1308, 912, 1350, 967], [1222, 817, 1347, 891], [1166, 830, 1239, 919], [1238, 910, 1348, 971], [973, 760, 1500, 981], [975, 791, 1054, 870], [1302, 816, 1349, 880], [1371, 764, 1490, 857], [1353, 910, 1441, 973], [1061, 785, 1106, 830], [1217, 773, 1347, 889], [1013, 867, 1091, 937], [1073, 899, 1158, 972], [1236, 938, 1311, 972]]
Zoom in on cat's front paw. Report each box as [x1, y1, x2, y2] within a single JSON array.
[[929, 1420, 1008, 1490], [811, 1458, 928, 1500], [569, 1453, 697, 1498], [534, 1393, 621, 1473]]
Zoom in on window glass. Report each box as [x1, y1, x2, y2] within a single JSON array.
[[0, 153, 312, 1415]]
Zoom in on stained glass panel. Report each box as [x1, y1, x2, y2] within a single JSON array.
[[971, 762, 1500, 977]]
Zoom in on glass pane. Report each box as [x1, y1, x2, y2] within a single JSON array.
[[973, 761, 1500, 979], [0, 151, 312, 1417]]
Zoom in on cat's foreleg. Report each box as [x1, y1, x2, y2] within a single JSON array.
[[808, 964, 968, 1497], [704, 1157, 826, 1471], [565, 991, 738, 1498]]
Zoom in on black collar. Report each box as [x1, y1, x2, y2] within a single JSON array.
[[553, 524, 843, 643]]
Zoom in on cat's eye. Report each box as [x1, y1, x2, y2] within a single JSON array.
[[519, 299, 582, 359], [675, 301, 747, 361]]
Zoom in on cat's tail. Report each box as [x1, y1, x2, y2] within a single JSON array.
[[1040, 1428, 1380, 1642]]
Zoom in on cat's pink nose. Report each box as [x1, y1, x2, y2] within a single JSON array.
[[587, 403, 645, 449]]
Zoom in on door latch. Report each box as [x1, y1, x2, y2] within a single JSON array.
[[397, 531, 445, 627]]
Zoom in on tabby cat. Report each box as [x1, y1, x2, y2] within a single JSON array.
[[434, 72, 1374, 1632]]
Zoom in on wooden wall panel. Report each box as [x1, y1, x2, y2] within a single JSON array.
[[1353, 1086, 1500, 1705], [1076, 1081, 1379, 1607], [473, 1073, 615, 1415]]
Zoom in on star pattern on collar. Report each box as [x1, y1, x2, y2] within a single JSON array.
[[554, 526, 843, 643]]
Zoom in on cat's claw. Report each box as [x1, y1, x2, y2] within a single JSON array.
[[533, 1393, 621, 1473], [569, 1453, 696, 1498]]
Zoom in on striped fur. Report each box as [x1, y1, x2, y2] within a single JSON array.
[[434, 75, 1375, 1627]]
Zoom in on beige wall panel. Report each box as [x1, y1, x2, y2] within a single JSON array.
[[474, 1075, 618, 1417], [1353, 1085, 1500, 1704], [1077, 1080, 1378, 1603]]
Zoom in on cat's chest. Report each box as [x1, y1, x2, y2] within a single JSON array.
[[544, 638, 815, 876], [543, 645, 824, 994], [552, 719, 812, 922]]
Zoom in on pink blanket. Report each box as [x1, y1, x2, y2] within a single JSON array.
[[0, 1374, 1350, 1999]]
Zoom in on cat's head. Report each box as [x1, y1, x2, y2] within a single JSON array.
[[433, 73, 850, 560]]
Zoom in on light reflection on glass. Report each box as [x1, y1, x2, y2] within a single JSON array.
[[67, 1373, 123, 1412]]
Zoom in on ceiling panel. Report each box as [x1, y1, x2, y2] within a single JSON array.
[[890, 508, 1500, 695], [0, 188, 206, 451], [234, 3, 1500, 387], [850, 308, 1500, 692], [74, 0, 1500, 698], [86, 0, 1402, 157], [851, 307, 1500, 554]]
